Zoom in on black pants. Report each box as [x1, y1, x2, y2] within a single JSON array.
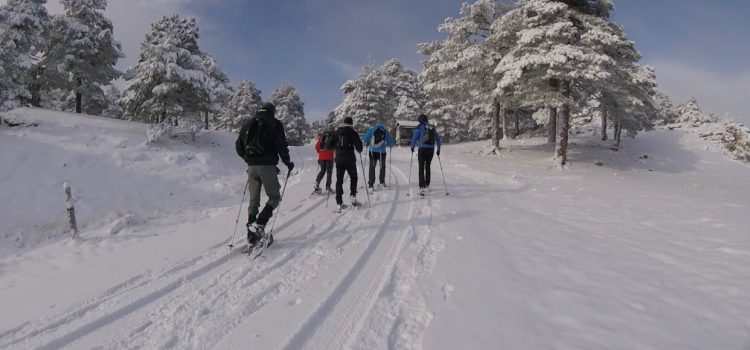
[[418, 148, 434, 189], [335, 162, 357, 204], [368, 151, 387, 187], [315, 160, 333, 189]]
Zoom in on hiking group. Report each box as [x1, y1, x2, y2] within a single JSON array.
[[235, 104, 442, 249]]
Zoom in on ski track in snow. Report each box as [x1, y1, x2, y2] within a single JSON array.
[[0, 156, 446, 350]]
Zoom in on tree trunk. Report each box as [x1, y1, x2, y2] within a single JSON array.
[[30, 66, 42, 107], [548, 78, 560, 145], [491, 101, 501, 149], [75, 77, 82, 114], [548, 108, 557, 144], [555, 82, 571, 166], [614, 113, 622, 149], [515, 112, 520, 137], [600, 98, 608, 141], [502, 107, 511, 140], [204, 111, 209, 130]]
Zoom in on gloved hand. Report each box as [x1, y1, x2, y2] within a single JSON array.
[[410, 147, 414, 153], [286, 162, 295, 172], [436, 150, 441, 157]]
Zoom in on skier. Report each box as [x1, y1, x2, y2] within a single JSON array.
[[235, 103, 294, 247], [411, 113, 441, 197], [363, 123, 395, 191], [313, 125, 336, 194], [332, 117, 363, 212]]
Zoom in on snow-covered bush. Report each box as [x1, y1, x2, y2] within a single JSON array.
[[675, 97, 717, 127]]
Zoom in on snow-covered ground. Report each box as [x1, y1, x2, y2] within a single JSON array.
[[1, 109, 749, 349]]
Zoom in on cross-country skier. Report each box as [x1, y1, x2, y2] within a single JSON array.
[[313, 125, 336, 194], [363, 123, 395, 191], [235, 103, 294, 247], [411, 113, 441, 197], [332, 117, 363, 212]]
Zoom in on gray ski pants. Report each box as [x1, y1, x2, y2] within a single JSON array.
[[246, 165, 281, 224]]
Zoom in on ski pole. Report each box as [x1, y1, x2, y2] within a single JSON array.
[[437, 153, 450, 196], [228, 179, 249, 250], [269, 169, 292, 235], [407, 150, 414, 196], [358, 152, 372, 208]]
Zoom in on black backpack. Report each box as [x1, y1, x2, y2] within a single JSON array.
[[244, 117, 266, 157], [421, 124, 437, 145], [371, 127, 386, 147], [337, 131, 353, 150], [320, 131, 335, 150]]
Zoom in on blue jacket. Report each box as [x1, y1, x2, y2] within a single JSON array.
[[363, 124, 395, 154], [411, 122, 442, 151]]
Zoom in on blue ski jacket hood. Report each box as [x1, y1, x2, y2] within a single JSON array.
[[411, 121, 441, 151], [363, 124, 395, 154]]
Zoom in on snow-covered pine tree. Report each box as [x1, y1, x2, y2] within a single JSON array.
[[419, 0, 509, 143], [675, 97, 717, 127], [41, 0, 123, 114], [102, 85, 123, 119], [333, 61, 389, 133], [492, 0, 650, 166], [653, 90, 678, 125], [379, 58, 424, 126], [199, 54, 231, 129], [268, 84, 309, 146], [216, 80, 262, 131], [120, 15, 207, 124], [0, 0, 49, 111]]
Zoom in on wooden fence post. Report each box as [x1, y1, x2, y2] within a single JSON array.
[[64, 183, 78, 239]]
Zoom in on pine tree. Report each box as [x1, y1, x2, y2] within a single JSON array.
[[199, 54, 231, 129], [41, 0, 123, 114], [0, 0, 49, 111], [216, 80, 261, 131], [675, 97, 716, 127], [379, 58, 424, 125], [420, 0, 520, 145], [333, 61, 389, 133], [268, 84, 309, 146], [491, 0, 654, 165], [102, 85, 123, 118], [120, 15, 207, 124], [653, 90, 678, 125]]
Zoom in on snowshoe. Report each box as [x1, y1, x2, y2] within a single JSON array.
[[336, 203, 348, 213]]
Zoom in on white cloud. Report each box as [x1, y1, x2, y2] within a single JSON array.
[[649, 59, 750, 124]]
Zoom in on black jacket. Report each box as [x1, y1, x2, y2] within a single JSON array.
[[332, 124, 363, 165], [235, 115, 291, 167]]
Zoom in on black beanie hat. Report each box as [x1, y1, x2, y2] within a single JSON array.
[[418, 114, 428, 123], [343, 117, 354, 125], [258, 103, 275, 117]]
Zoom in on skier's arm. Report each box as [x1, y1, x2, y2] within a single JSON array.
[[386, 131, 395, 148], [411, 127, 421, 149], [235, 125, 247, 161], [274, 123, 292, 167], [363, 127, 372, 145], [354, 131, 364, 153]]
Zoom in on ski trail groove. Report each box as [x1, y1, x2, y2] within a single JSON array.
[[0, 197, 326, 350], [283, 172, 408, 350]]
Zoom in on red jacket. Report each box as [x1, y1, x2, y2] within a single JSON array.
[[315, 136, 334, 161]]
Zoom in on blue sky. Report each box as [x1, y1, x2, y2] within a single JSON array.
[[11, 0, 750, 122]]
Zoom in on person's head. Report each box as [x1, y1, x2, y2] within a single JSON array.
[[417, 114, 428, 124], [343, 117, 354, 126], [328, 125, 336, 133], [257, 103, 276, 118]]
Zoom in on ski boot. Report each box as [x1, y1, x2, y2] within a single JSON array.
[[351, 195, 360, 207], [312, 185, 322, 195], [336, 203, 347, 213], [252, 223, 273, 248]]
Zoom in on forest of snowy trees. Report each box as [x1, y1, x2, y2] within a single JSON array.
[[0, 1, 309, 136], [1, 0, 745, 161]]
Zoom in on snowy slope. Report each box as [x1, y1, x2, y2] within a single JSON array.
[[1, 109, 749, 349]]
